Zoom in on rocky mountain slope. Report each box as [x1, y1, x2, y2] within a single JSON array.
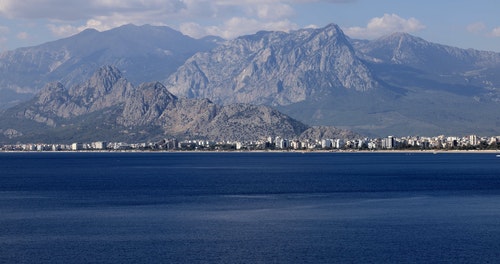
[[0, 66, 319, 143], [354, 32, 500, 100], [355, 32, 500, 74], [165, 24, 500, 136], [0, 24, 221, 108], [166, 24, 378, 106]]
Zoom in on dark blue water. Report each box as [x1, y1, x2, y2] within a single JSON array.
[[1, 152, 499, 263]]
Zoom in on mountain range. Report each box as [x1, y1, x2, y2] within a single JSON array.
[[0, 24, 220, 108], [165, 24, 500, 136], [0, 23, 499, 141], [1, 66, 358, 144]]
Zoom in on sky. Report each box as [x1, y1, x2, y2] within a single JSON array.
[[1, 0, 500, 52]]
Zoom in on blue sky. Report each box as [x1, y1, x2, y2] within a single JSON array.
[[1, 0, 500, 52]]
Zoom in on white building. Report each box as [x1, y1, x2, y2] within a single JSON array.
[[321, 139, 332, 149], [334, 139, 344, 149], [276, 137, 289, 149], [382, 136, 395, 149], [236, 142, 243, 150], [92, 141, 107, 150], [71, 143, 83, 151], [469, 135, 479, 146]]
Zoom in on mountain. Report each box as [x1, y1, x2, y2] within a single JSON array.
[[166, 24, 378, 106], [165, 24, 500, 136], [355, 32, 500, 74], [0, 66, 314, 143], [354, 32, 500, 98], [0, 24, 221, 109], [2, 23, 499, 138]]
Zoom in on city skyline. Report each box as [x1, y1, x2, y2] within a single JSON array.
[[2, 133, 499, 152]]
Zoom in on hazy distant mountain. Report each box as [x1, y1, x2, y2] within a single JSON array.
[[354, 32, 500, 98], [356, 32, 500, 74], [0, 66, 318, 143], [0, 24, 221, 108], [165, 24, 500, 136]]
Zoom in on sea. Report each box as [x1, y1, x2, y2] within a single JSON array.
[[1, 152, 499, 263]]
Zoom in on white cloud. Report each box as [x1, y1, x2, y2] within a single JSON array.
[[181, 17, 298, 39], [47, 24, 78, 37], [344, 13, 425, 39], [1, 0, 355, 40], [48, 17, 130, 37], [176, 0, 299, 39], [47, 7, 176, 37], [16, 31, 29, 40], [490, 27, 500, 37], [465, 22, 500, 38], [466, 22, 486, 34], [179, 22, 206, 38], [31, 0, 302, 39], [255, 3, 295, 20], [0, 0, 185, 20], [0, 1, 93, 20]]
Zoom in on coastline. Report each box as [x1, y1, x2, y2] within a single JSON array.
[[1, 149, 499, 154]]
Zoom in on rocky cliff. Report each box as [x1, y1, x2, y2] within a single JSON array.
[[0, 66, 315, 143], [166, 24, 378, 106]]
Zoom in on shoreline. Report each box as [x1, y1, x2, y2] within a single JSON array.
[[1, 149, 499, 154]]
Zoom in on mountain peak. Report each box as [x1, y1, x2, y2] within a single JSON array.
[[112, 23, 180, 35], [386, 32, 413, 38], [376, 32, 428, 46], [166, 22, 376, 106], [314, 23, 350, 46], [78, 28, 99, 35], [86, 66, 124, 91], [322, 23, 343, 33]]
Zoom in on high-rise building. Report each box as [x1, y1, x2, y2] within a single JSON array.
[[382, 136, 395, 149], [469, 135, 479, 146]]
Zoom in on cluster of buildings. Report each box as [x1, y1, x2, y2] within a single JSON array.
[[240, 134, 499, 151], [1, 134, 499, 152]]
